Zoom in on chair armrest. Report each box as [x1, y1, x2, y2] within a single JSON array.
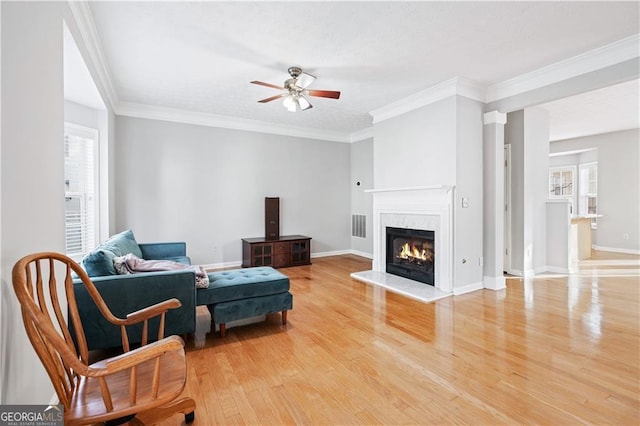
[[125, 298, 182, 325], [89, 335, 185, 376]]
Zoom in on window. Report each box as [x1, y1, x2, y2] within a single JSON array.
[[64, 123, 99, 258], [549, 166, 576, 214], [579, 162, 598, 229]]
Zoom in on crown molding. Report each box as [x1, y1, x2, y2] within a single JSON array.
[[370, 36, 639, 124], [116, 102, 352, 143], [369, 77, 486, 124], [350, 126, 374, 142], [486, 34, 640, 103], [65, 6, 637, 140], [67, 0, 119, 111]]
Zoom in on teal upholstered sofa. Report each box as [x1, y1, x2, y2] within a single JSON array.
[[73, 230, 197, 351], [74, 230, 293, 350]]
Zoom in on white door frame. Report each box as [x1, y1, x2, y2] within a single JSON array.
[[504, 144, 512, 274]]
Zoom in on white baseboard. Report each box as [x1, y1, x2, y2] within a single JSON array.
[[592, 245, 640, 255], [508, 268, 536, 278], [202, 260, 242, 271], [534, 265, 548, 275], [483, 275, 506, 290], [311, 250, 352, 258], [453, 281, 484, 296], [510, 266, 578, 277], [545, 265, 572, 274], [349, 250, 373, 259]]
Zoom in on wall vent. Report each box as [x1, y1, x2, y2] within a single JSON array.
[[352, 214, 366, 238]]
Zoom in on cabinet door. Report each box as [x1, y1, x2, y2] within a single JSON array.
[[252, 243, 273, 266], [291, 240, 310, 265]]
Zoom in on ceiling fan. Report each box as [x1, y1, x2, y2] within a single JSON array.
[[251, 67, 341, 112]]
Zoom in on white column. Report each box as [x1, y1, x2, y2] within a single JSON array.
[[483, 111, 507, 290]]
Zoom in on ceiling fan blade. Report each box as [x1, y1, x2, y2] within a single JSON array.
[[258, 94, 286, 103], [295, 72, 316, 89], [251, 80, 284, 90], [307, 89, 341, 99]]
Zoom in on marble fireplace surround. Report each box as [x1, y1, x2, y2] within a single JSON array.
[[351, 185, 454, 302]]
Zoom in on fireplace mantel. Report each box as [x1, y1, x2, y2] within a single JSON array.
[[354, 185, 455, 296], [365, 185, 453, 194]]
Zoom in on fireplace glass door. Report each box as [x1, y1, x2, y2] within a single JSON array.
[[386, 227, 434, 285]]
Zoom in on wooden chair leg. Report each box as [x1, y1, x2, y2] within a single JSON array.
[[282, 310, 287, 325], [219, 323, 226, 337]]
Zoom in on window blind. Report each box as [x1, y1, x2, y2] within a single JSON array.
[[64, 124, 98, 257]]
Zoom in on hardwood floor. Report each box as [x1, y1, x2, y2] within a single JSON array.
[[145, 251, 639, 425]]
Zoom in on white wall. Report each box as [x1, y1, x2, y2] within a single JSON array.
[[1, 1, 4, 404], [1, 1, 66, 404], [550, 129, 640, 251], [454, 96, 484, 289], [482, 111, 507, 289], [527, 108, 550, 272], [350, 138, 373, 257], [505, 108, 550, 276], [373, 97, 457, 188], [549, 153, 580, 168], [65, 99, 100, 128], [372, 95, 484, 290], [114, 116, 352, 266], [546, 199, 572, 272], [1, 1, 116, 404]]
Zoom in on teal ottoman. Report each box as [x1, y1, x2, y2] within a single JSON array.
[[196, 267, 293, 337]]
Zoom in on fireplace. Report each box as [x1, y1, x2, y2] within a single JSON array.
[[350, 186, 453, 294], [386, 227, 435, 285]]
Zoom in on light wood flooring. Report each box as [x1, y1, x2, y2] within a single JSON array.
[[143, 251, 639, 425]]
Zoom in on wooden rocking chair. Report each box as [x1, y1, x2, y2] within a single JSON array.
[[12, 252, 196, 425]]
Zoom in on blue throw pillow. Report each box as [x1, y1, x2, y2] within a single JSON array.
[[103, 229, 143, 259], [82, 249, 117, 277], [81, 230, 143, 277]]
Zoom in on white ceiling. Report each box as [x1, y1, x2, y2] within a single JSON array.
[[539, 79, 639, 142], [66, 1, 639, 140]]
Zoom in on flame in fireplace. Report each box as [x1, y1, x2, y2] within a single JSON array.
[[399, 242, 429, 262]]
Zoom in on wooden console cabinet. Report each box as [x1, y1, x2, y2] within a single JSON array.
[[242, 235, 311, 268]]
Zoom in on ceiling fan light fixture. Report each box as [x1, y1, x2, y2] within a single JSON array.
[[298, 95, 311, 110], [296, 73, 315, 89], [283, 95, 297, 112], [252, 66, 339, 112]]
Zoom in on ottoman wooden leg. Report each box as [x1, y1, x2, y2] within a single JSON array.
[[219, 323, 226, 338], [282, 310, 287, 325]]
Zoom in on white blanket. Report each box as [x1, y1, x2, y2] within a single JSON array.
[[113, 253, 209, 288]]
